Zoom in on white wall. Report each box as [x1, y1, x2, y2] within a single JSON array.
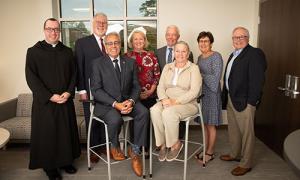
[[0, 0, 52, 102], [0, 0, 259, 106], [157, 0, 259, 62], [157, 0, 259, 124]]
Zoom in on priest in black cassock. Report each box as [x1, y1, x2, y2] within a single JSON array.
[[25, 18, 81, 180]]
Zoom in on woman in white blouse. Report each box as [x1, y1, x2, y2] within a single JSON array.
[[150, 41, 202, 162]]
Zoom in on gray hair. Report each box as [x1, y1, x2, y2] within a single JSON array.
[[175, 40, 190, 54], [93, 12, 108, 20], [166, 25, 180, 36], [104, 32, 121, 43], [232, 26, 250, 38]]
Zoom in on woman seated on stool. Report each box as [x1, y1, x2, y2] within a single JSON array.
[[150, 41, 202, 162]]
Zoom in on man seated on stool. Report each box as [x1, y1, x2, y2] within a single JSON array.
[[90, 32, 149, 177]]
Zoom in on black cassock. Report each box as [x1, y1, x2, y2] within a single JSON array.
[[25, 40, 81, 169]]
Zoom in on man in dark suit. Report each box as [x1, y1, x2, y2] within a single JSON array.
[[220, 27, 267, 176], [74, 12, 108, 163], [155, 25, 193, 140], [91, 32, 148, 177], [155, 25, 193, 71]]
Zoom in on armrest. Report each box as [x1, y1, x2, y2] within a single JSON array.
[[0, 98, 17, 123]]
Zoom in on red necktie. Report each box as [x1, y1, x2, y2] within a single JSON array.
[[100, 38, 106, 55]]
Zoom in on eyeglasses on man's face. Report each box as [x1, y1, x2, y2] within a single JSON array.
[[199, 39, 210, 43], [232, 35, 248, 41], [105, 41, 121, 46], [95, 21, 108, 25], [45, 27, 60, 33]]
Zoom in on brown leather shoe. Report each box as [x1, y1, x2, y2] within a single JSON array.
[[220, 154, 240, 162], [110, 147, 125, 161], [128, 146, 134, 158], [131, 154, 142, 177], [231, 166, 252, 176], [128, 147, 142, 177], [90, 153, 100, 163]]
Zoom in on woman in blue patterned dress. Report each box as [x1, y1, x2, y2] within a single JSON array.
[[196, 31, 223, 164]]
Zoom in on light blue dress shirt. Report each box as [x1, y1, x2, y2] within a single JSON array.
[[225, 49, 243, 90]]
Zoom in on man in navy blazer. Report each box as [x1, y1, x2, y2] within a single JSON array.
[[74, 12, 108, 163], [220, 27, 267, 176], [91, 32, 148, 177], [155, 25, 193, 71]]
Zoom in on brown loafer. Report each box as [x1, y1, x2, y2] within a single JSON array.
[[110, 147, 125, 161], [220, 154, 240, 162], [231, 166, 252, 176], [90, 153, 100, 163], [131, 154, 142, 177]]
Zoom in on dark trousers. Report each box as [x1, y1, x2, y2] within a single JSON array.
[[83, 102, 105, 147], [101, 102, 149, 147], [137, 98, 157, 149]]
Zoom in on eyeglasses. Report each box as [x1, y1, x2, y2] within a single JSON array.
[[232, 35, 248, 41], [45, 27, 60, 33], [95, 21, 108, 25], [105, 41, 121, 46], [199, 40, 210, 43]]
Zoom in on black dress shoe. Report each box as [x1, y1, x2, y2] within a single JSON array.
[[48, 176, 62, 180], [60, 165, 77, 174], [44, 168, 62, 180]]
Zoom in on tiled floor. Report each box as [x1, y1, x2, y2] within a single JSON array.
[[0, 129, 298, 180]]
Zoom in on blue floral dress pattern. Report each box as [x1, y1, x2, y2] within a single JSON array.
[[197, 52, 223, 125]]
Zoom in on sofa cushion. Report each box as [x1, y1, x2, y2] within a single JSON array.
[[76, 116, 85, 140], [16, 94, 33, 117], [16, 93, 83, 117], [0, 116, 85, 141], [80, 121, 87, 140], [0, 117, 31, 140], [74, 94, 84, 116]]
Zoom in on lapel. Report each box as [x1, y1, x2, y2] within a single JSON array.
[[90, 35, 103, 56], [223, 53, 233, 83], [228, 44, 251, 79], [161, 46, 167, 67], [104, 56, 121, 90], [120, 56, 127, 90], [230, 44, 250, 74]]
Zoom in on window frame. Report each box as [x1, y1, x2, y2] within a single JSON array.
[[55, 0, 158, 52]]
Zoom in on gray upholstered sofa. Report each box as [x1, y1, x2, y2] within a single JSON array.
[[0, 93, 87, 143]]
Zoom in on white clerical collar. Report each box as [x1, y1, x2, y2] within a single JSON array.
[[45, 40, 58, 47]]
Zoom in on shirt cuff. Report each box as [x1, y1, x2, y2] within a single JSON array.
[[128, 99, 135, 106], [112, 101, 117, 108], [78, 90, 87, 94]]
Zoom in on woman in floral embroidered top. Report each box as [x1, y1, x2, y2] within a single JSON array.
[[125, 28, 160, 157], [125, 28, 161, 109]]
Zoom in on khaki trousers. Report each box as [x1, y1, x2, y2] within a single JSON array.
[[150, 102, 198, 148], [227, 96, 256, 168]]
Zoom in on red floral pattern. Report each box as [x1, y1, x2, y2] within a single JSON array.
[[125, 51, 160, 96]]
